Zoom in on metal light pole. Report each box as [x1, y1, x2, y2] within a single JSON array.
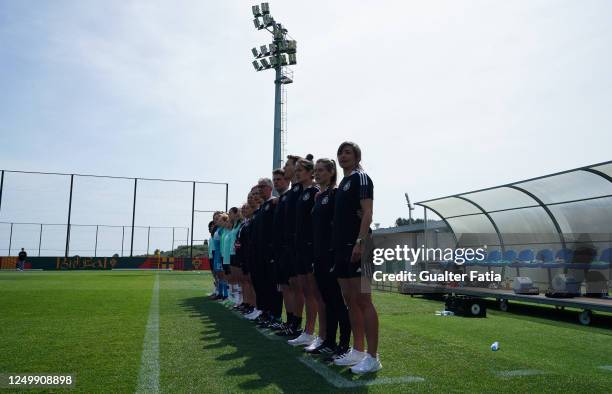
[[405, 193, 415, 224], [251, 2, 297, 171]]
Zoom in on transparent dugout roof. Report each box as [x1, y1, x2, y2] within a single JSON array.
[[418, 160, 612, 249]]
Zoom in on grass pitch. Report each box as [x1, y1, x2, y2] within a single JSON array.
[[0, 270, 610, 393]]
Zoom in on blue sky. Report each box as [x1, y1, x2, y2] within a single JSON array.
[[1, 0, 611, 255]]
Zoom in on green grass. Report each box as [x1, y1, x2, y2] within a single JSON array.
[[0, 271, 611, 393]]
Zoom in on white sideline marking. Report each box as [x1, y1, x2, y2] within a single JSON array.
[[495, 369, 547, 378], [135, 273, 160, 394], [598, 365, 612, 371], [298, 357, 424, 387]]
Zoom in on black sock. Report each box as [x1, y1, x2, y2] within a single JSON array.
[[294, 316, 302, 330], [286, 312, 294, 324]]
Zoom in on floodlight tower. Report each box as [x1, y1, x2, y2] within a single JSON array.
[[251, 3, 297, 171]]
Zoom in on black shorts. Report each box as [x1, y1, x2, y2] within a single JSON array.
[[223, 264, 231, 275], [230, 255, 239, 267], [333, 244, 361, 278], [313, 250, 334, 277], [276, 247, 293, 283], [295, 248, 314, 275]]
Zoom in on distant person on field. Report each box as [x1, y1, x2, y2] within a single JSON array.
[[18, 248, 27, 271]]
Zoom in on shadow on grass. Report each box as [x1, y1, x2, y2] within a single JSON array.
[[180, 297, 369, 393]]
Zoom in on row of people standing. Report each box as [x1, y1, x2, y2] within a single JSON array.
[[208, 141, 381, 374]]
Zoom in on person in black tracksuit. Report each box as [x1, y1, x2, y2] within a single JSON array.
[[253, 178, 283, 327], [270, 168, 291, 331], [276, 155, 304, 337], [311, 158, 351, 357], [18, 248, 27, 271]]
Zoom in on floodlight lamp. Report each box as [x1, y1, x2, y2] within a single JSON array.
[[260, 58, 270, 68], [252, 5, 262, 17], [280, 54, 288, 66], [261, 2, 270, 14], [286, 40, 297, 54], [251, 47, 259, 57], [269, 43, 277, 54], [260, 45, 270, 56], [270, 56, 279, 66], [253, 18, 263, 29], [288, 53, 296, 65], [263, 14, 274, 27], [252, 60, 262, 71]]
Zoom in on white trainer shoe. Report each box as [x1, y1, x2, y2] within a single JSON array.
[[304, 336, 324, 352], [350, 353, 382, 374], [333, 348, 367, 366], [245, 309, 262, 320], [288, 332, 316, 347]]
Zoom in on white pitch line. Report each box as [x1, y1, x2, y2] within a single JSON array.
[[298, 357, 424, 387], [494, 369, 547, 378], [135, 273, 160, 394], [598, 365, 612, 371]]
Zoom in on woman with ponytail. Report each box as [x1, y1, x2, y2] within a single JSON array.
[[309, 158, 352, 360], [331, 141, 381, 374], [287, 154, 322, 348]]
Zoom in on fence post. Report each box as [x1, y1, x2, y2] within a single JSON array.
[[225, 183, 229, 212], [121, 226, 125, 257], [0, 170, 4, 216], [65, 174, 74, 258], [8, 222, 13, 256], [172, 227, 175, 257], [147, 226, 150, 256], [94, 225, 99, 257], [130, 178, 137, 257], [38, 224, 42, 257], [191, 182, 195, 261]]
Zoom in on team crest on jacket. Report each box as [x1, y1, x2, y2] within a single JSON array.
[[321, 196, 329, 205], [302, 193, 311, 201], [293, 185, 299, 192], [343, 180, 351, 191], [265, 204, 270, 211], [281, 195, 286, 201]]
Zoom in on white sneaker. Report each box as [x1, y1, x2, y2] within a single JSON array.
[[288, 332, 316, 347], [304, 336, 324, 352], [334, 348, 367, 366], [245, 309, 262, 320], [350, 353, 382, 374]]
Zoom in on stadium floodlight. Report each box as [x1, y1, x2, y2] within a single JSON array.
[[263, 14, 274, 27], [286, 40, 297, 54], [261, 2, 270, 14], [249, 3, 296, 173]]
